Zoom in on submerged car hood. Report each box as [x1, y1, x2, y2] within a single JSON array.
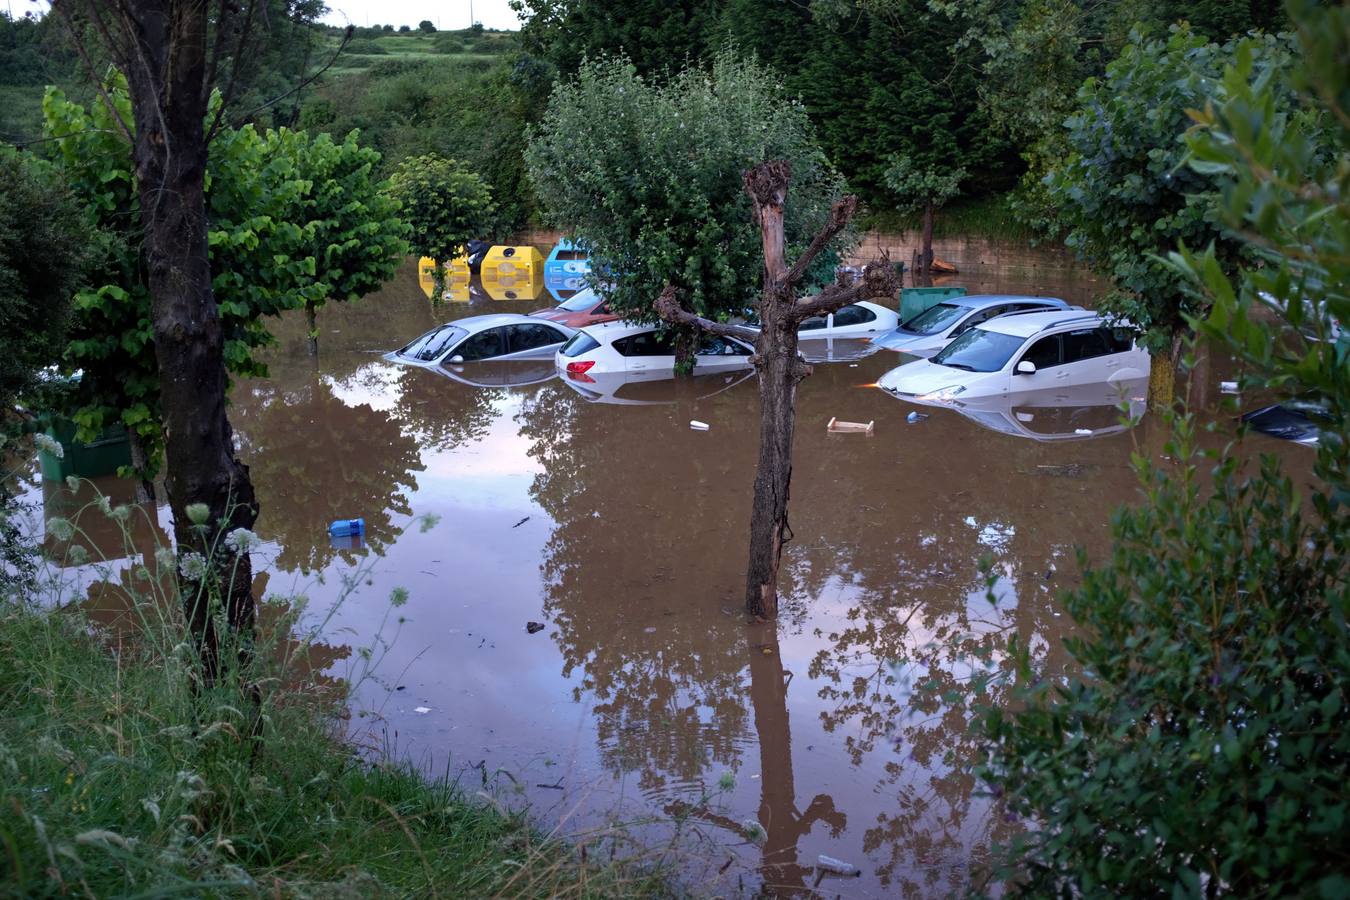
[[871, 329, 942, 354], [877, 360, 989, 400]]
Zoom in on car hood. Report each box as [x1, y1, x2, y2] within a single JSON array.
[[871, 329, 941, 354], [530, 308, 569, 322], [877, 360, 988, 400]]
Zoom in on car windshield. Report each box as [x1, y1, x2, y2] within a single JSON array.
[[559, 331, 600, 358], [898, 303, 968, 335], [931, 327, 1025, 372], [399, 325, 467, 362], [557, 289, 599, 312]]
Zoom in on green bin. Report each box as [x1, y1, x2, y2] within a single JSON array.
[[38, 419, 133, 482], [899, 286, 967, 323]]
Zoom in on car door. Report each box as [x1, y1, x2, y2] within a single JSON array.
[[616, 330, 675, 372], [828, 304, 881, 337], [452, 326, 508, 361], [1011, 333, 1065, 392], [505, 323, 569, 359], [1059, 327, 1117, 386]]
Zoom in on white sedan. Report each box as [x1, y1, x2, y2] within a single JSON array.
[[387, 314, 575, 368], [742, 300, 898, 339], [556, 321, 755, 376], [877, 310, 1149, 405]]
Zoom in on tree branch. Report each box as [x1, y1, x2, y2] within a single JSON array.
[[789, 255, 900, 325], [783, 194, 857, 288], [224, 25, 354, 132], [654, 285, 762, 343], [205, 0, 261, 142]]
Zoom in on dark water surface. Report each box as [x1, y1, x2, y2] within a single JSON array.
[[29, 235, 1314, 897]]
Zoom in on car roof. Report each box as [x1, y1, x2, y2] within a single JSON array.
[[577, 319, 658, 339], [444, 313, 566, 330], [947, 294, 1069, 310], [975, 309, 1102, 338]]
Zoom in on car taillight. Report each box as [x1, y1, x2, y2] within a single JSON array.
[[566, 360, 595, 374], [567, 371, 595, 384]]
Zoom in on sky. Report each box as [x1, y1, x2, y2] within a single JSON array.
[[320, 0, 522, 31]]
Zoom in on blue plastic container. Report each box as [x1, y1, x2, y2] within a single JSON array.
[[544, 238, 592, 288], [328, 518, 365, 537]]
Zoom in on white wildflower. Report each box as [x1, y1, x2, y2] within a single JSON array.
[[96, 495, 112, 515], [154, 547, 176, 571], [224, 527, 260, 554], [109, 505, 131, 523], [33, 433, 64, 459], [66, 544, 90, 566], [46, 517, 75, 542], [185, 503, 210, 526], [178, 552, 208, 581]]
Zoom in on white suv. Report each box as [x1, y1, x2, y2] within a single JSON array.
[[555, 320, 755, 377], [877, 311, 1149, 405]]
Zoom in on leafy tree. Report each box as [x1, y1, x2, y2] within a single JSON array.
[[45, 81, 407, 479], [977, 4, 1350, 893], [526, 52, 849, 354], [418, 19, 436, 33], [399, 24, 411, 33], [387, 154, 494, 298], [1044, 25, 1295, 409], [884, 155, 966, 281], [0, 148, 97, 413]]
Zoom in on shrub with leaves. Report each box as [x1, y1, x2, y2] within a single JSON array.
[[979, 3, 1350, 895], [386, 153, 495, 295]]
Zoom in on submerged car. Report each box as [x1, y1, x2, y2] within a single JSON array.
[[529, 287, 620, 329], [560, 369, 755, 405], [744, 300, 898, 339], [871, 295, 1074, 357], [948, 381, 1148, 441], [877, 310, 1149, 406], [387, 314, 575, 369], [556, 321, 755, 376]]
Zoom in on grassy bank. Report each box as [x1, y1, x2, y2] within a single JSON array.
[[0, 567, 666, 897]]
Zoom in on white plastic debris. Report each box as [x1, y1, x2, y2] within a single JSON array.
[[1074, 428, 1094, 435], [1220, 381, 1239, 394], [414, 707, 431, 715], [817, 854, 861, 876], [689, 420, 710, 431]]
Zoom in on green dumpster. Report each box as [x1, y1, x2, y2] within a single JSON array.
[[899, 286, 967, 323], [38, 419, 133, 482]]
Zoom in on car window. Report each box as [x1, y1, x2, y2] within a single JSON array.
[[954, 305, 1010, 336], [614, 331, 675, 357], [560, 331, 600, 358], [400, 325, 467, 361], [931, 328, 1027, 372], [831, 305, 878, 327], [1061, 328, 1111, 363], [698, 335, 752, 356], [558, 289, 599, 311], [1103, 327, 1134, 353], [1021, 335, 1063, 369], [800, 315, 828, 331], [899, 302, 967, 335], [509, 323, 566, 353], [455, 327, 507, 361]]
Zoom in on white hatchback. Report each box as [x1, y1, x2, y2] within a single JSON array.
[[877, 311, 1149, 406], [742, 300, 899, 339], [556, 321, 756, 377]]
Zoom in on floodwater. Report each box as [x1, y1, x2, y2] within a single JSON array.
[[27, 233, 1314, 897]]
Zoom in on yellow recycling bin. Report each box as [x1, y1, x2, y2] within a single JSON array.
[[416, 256, 473, 302], [481, 245, 544, 300]]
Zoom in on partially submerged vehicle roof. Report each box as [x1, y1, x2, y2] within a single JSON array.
[[441, 313, 552, 329], [975, 309, 1102, 338], [943, 294, 1070, 309]]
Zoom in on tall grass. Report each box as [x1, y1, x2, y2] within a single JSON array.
[[0, 489, 674, 898]]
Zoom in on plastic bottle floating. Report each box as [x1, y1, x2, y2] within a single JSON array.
[[544, 238, 592, 288], [482, 245, 544, 300], [328, 518, 365, 537]]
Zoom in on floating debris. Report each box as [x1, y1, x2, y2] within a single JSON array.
[[690, 420, 710, 431], [827, 417, 874, 435]]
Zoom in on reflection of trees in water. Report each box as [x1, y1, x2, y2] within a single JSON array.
[[233, 375, 424, 574], [517, 381, 754, 792], [391, 366, 501, 453]]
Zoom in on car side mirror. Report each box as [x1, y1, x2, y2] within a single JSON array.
[[1016, 360, 1036, 375], [449, 355, 465, 365]]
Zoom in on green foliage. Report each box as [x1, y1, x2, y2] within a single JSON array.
[[0, 148, 97, 411], [979, 5, 1350, 895], [883, 155, 966, 217], [387, 154, 495, 267], [1045, 26, 1295, 355], [525, 51, 849, 324], [418, 19, 436, 33], [44, 78, 408, 473]]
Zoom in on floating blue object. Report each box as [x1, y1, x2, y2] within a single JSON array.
[[906, 411, 928, 424], [544, 238, 592, 289], [328, 518, 365, 537]]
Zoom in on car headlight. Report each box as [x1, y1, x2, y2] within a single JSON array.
[[915, 385, 967, 403]]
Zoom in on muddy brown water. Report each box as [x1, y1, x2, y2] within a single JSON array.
[[28, 234, 1315, 897]]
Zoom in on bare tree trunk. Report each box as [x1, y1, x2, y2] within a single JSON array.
[[1147, 330, 1184, 412], [126, 427, 156, 505], [657, 161, 897, 618], [305, 299, 318, 356], [920, 201, 935, 285], [122, 0, 259, 684]]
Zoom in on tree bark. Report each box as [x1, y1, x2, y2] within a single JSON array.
[[920, 201, 935, 285], [126, 427, 156, 505], [121, 0, 259, 684], [1147, 330, 1184, 412], [305, 299, 318, 356]]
